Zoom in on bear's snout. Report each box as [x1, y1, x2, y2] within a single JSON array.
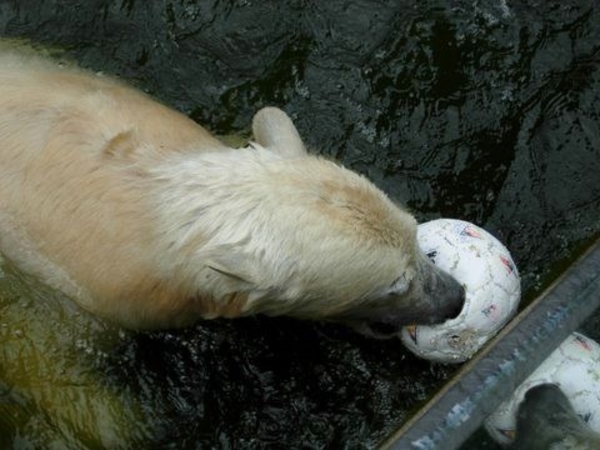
[[440, 277, 465, 321], [338, 272, 465, 339], [419, 257, 466, 326]]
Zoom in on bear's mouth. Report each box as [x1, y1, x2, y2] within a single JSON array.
[[345, 319, 401, 339], [365, 320, 399, 338]]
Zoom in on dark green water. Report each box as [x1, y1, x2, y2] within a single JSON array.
[[0, 0, 599, 448]]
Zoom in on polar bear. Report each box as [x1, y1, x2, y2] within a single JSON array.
[[0, 51, 464, 335]]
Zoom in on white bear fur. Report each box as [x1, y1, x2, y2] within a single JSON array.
[[0, 51, 458, 331]]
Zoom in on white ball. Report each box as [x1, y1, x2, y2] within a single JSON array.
[[485, 332, 600, 444], [400, 218, 521, 363]]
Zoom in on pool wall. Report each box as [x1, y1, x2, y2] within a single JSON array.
[[381, 238, 600, 450]]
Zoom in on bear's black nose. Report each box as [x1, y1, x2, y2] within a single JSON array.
[[446, 283, 466, 320]]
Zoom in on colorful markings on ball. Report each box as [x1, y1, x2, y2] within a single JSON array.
[[499, 255, 516, 274], [405, 325, 418, 344], [400, 218, 521, 363], [461, 225, 483, 239], [574, 334, 593, 352], [481, 304, 497, 319]]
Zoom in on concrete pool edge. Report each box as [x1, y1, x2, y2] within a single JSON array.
[[380, 238, 600, 450]]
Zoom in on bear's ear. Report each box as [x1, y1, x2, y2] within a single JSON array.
[[252, 107, 307, 158]]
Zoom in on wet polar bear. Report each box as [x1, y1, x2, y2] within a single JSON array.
[[0, 51, 464, 335]]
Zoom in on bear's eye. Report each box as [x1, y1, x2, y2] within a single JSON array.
[[389, 274, 410, 296]]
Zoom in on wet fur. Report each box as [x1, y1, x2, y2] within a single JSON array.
[[0, 51, 461, 330]]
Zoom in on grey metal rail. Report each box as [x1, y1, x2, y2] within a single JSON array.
[[380, 238, 600, 450]]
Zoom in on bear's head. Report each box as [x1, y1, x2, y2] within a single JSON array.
[[159, 107, 464, 337]]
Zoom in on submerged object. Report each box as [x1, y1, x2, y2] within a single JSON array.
[[509, 383, 600, 450], [486, 333, 600, 445]]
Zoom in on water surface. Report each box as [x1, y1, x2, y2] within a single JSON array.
[[1, 1, 599, 448]]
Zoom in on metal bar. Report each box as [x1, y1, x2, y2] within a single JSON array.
[[380, 238, 600, 450]]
